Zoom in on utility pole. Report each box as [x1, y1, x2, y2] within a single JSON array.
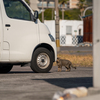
[[62, 9, 65, 20], [52, 8, 54, 20], [55, 0, 60, 52], [42, 0, 44, 23], [93, 0, 100, 88]]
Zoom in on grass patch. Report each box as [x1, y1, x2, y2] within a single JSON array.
[[77, 51, 80, 53], [53, 54, 93, 67]]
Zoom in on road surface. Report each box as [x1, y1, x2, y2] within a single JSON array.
[[0, 65, 93, 100]]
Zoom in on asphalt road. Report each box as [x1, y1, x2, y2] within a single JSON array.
[[60, 46, 92, 51], [0, 65, 93, 100], [60, 46, 93, 55]]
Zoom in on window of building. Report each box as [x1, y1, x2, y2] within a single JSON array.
[[66, 26, 72, 35], [48, 2, 54, 7]]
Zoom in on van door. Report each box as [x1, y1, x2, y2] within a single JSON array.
[[2, 0, 39, 61]]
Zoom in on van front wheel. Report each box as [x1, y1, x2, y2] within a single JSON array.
[[0, 64, 13, 73], [31, 48, 53, 73]]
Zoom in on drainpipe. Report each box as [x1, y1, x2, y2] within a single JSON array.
[[83, 6, 93, 17]]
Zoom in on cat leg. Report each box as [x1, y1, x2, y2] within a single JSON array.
[[67, 67, 71, 72], [65, 65, 71, 72], [65, 66, 69, 72], [58, 66, 62, 72]]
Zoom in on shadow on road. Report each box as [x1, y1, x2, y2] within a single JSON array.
[[9, 71, 51, 74], [9, 71, 34, 73], [32, 77, 93, 88]]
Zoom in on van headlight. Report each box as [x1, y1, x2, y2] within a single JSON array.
[[48, 34, 55, 42]]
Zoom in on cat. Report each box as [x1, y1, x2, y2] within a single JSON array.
[[56, 57, 76, 72]]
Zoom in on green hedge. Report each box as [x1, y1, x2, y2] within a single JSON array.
[[39, 8, 92, 21]]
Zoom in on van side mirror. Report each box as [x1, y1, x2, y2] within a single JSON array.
[[31, 11, 38, 22], [34, 11, 38, 19]]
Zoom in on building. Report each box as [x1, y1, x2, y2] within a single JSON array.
[[29, 0, 73, 12], [69, 0, 93, 9], [29, 0, 55, 11], [44, 20, 83, 46], [29, 0, 93, 11], [69, 0, 79, 9]]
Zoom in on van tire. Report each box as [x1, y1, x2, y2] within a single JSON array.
[[31, 48, 53, 73], [0, 64, 13, 73]]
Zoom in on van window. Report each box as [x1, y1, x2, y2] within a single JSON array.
[[3, 0, 31, 21]]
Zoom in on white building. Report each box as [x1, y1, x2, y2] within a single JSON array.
[[44, 20, 83, 46]]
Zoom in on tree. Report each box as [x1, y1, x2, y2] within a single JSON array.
[[59, 0, 69, 19], [77, 0, 87, 17], [25, 0, 30, 5], [39, 9, 52, 21], [38, 8, 92, 21]]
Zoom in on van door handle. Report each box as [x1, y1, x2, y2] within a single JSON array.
[[5, 24, 11, 27]]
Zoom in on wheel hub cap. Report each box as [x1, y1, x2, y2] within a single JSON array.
[[37, 53, 50, 69]]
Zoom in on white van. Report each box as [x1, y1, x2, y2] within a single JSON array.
[[0, 0, 57, 73]]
